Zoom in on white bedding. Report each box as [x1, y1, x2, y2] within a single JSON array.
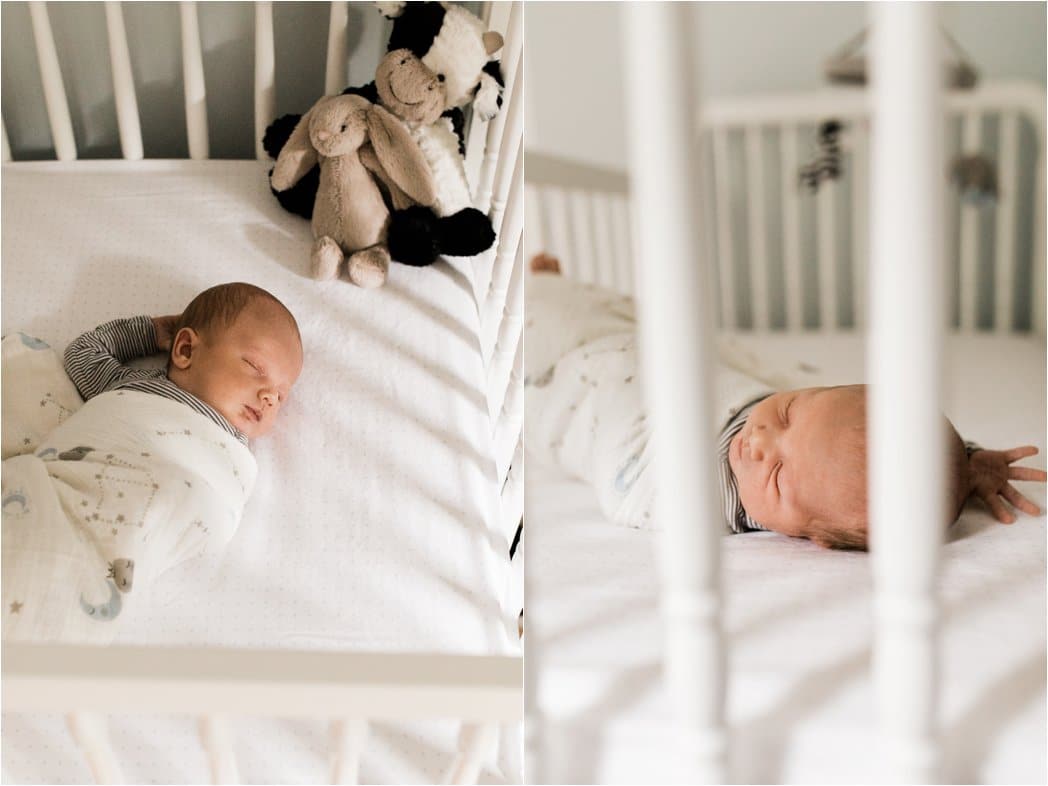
[[527, 332, 1046, 785], [2, 160, 518, 784]]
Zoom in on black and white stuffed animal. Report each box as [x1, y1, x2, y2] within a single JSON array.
[[263, 1, 505, 268]]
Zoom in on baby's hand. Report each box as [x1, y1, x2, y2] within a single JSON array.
[[968, 446, 1047, 524], [151, 315, 181, 353]]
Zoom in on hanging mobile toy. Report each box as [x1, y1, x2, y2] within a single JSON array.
[[950, 153, 998, 205], [799, 119, 845, 193]]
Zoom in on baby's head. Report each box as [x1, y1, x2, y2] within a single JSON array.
[[729, 385, 969, 550], [167, 283, 303, 440]]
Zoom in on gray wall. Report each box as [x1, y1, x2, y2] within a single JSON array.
[[1, 2, 398, 159], [525, 1, 1047, 170]]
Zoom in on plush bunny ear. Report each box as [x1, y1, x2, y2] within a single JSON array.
[[366, 104, 437, 207], [375, 2, 406, 19], [271, 108, 318, 192]]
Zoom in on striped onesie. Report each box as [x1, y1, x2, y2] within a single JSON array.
[[63, 315, 247, 446]]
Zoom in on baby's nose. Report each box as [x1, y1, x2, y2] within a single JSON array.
[[260, 390, 277, 407]]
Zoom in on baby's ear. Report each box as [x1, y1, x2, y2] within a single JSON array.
[[170, 327, 198, 370]]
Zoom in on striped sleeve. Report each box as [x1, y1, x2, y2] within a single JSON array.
[[64, 315, 160, 400]]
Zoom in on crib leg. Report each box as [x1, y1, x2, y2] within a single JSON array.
[[198, 714, 240, 784], [441, 722, 498, 785], [329, 718, 368, 785], [66, 711, 124, 784]]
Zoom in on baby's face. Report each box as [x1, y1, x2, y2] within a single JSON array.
[[177, 302, 303, 440], [728, 386, 867, 541]]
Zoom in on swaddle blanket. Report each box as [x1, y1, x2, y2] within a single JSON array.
[[2, 336, 257, 644], [524, 274, 771, 530]]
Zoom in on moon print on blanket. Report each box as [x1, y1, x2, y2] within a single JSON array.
[[79, 579, 123, 620]]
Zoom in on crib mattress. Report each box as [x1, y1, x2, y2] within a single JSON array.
[[1, 160, 517, 784], [527, 332, 1046, 785]]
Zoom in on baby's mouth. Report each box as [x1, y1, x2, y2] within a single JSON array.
[[245, 405, 262, 423]]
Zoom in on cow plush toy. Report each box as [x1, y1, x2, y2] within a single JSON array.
[[263, 1, 505, 268]]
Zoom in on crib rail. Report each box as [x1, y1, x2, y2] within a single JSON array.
[[525, 81, 1047, 336], [4, 643, 521, 784]]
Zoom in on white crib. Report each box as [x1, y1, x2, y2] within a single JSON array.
[[1, 2, 523, 784], [524, 4, 1045, 784]]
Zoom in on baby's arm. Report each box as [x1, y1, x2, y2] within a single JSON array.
[[966, 445, 1047, 523], [63, 315, 168, 400]]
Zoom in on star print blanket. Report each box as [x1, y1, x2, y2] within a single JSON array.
[[2, 334, 257, 643], [523, 274, 772, 530]]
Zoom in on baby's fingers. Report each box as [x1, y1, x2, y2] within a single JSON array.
[[1002, 484, 1041, 516], [981, 491, 1016, 524], [1003, 445, 1039, 461], [1008, 466, 1048, 482]]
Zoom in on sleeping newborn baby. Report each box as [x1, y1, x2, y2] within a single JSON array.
[[525, 254, 1046, 549], [2, 283, 303, 643]]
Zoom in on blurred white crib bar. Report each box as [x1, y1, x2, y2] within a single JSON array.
[[4, 643, 522, 785]]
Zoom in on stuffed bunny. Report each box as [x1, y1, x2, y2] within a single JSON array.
[[270, 93, 437, 288]]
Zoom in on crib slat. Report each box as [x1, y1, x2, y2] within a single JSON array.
[[816, 182, 837, 329], [869, 4, 945, 783], [199, 714, 239, 784], [712, 127, 735, 329], [494, 334, 523, 487], [612, 195, 633, 295], [501, 436, 524, 549], [489, 242, 524, 434], [67, 712, 124, 784], [745, 126, 768, 330], [852, 118, 869, 329], [483, 147, 523, 360], [992, 112, 1018, 332], [591, 192, 617, 291], [180, 2, 209, 160], [475, 0, 521, 212], [325, 2, 349, 95], [329, 718, 368, 785], [442, 722, 498, 785], [2, 119, 11, 162], [1035, 121, 1047, 335], [487, 54, 524, 235], [623, 4, 727, 783], [28, 1, 76, 161], [780, 125, 802, 329], [254, 2, 275, 160], [569, 190, 597, 283], [103, 2, 143, 160], [958, 111, 982, 329], [522, 184, 544, 263]]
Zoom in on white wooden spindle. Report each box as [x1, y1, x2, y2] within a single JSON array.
[[745, 125, 768, 330], [541, 187, 571, 264], [869, 4, 945, 783], [852, 118, 869, 329], [816, 181, 837, 329], [612, 195, 633, 295], [522, 184, 545, 263], [1033, 120, 1046, 335], [66, 712, 124, 784], [591, 192, 618, 291], [442, 722, 498, 785], [475, 0, 521, 212], [199, 714, 239, 784], [483, 148, 523, 359], [329, 718, 368, 785], [488, 242, 524, 426], [494, 336, 523, 485], [712, 127, 735, 329], [501, 436, 524, 546], [993, 112, 1018, 332], [254, 1, 275, 160], [487, 54, 524, 234], [569, 190, 597, 283], [28, 1, 76, 161], [180, 2, 209, 160], [780, 125, 802, 330], [957, 111, 982, 329], [2, 119, 12, 162], [325, 2, 348, 96], [103, 1, 143, 160], [623, 4, 727, 783]]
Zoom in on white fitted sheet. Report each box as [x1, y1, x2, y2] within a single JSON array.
[[527, 332, 1046, 785], [2, 160, 519, 784]]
